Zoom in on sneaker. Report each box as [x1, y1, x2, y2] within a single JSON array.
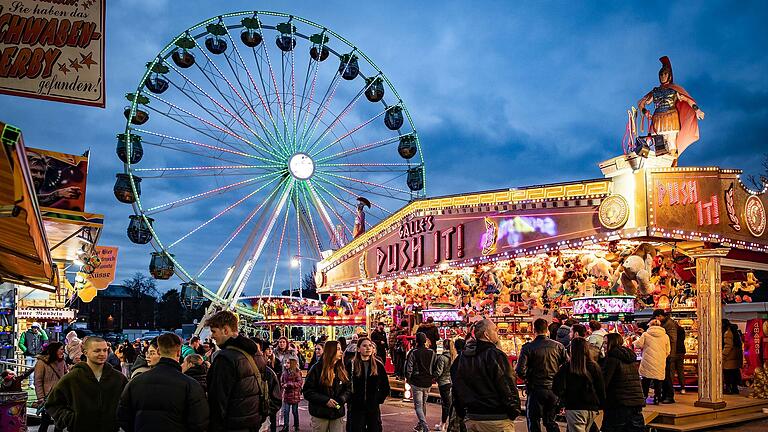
[[680, 388, 686, 394], [413, 425, 422, 432], [661, 398, 676, 404], [434, 424, 442, 431]]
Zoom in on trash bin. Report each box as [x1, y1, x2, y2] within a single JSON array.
[[0, 391, 27, 432]]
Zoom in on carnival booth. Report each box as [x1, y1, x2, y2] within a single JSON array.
[[317, 158, 768, 411]]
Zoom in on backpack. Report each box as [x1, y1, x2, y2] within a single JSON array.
[[226, 346, 271, 420]]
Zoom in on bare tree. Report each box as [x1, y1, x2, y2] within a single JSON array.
[[746, 153, 768, 190], [123, 272, 158, 299]]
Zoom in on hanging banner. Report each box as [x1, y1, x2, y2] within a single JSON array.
[[0, 0, 106, 107], [26, 147, 88, 211], [86, 245, 117, 289]]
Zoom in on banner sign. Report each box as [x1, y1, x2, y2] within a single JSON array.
[[0, 0, 106, 107], [26, 146, 88, 211], [86, 245, 117, 289], [17, 307, 76, 320]]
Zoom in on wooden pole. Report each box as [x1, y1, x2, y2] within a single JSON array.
[[690, 248, 729, 409]]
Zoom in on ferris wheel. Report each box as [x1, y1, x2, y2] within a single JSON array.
[[113, 11, 425, 318]]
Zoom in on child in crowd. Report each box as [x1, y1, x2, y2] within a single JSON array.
[[280, 356, 303, 432]]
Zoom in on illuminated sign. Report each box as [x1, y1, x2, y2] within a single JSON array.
[[655, 179, 719, 227], [375, 217, 464, 275], [497, 216, 557, 247], [422, 308, 462, 322], [745, 195, 766, 237], [480, 217, 498, 255], [572, 296, 635, 315]]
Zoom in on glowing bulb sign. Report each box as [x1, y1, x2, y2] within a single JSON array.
[[492, 216, 558, 247]]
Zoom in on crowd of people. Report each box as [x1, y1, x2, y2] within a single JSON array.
[[4, 306, 746, 432]]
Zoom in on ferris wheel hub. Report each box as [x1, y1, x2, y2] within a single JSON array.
[[288, 152, 315, 180]]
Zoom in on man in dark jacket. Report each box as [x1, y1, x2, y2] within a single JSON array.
[[118, 333, 209, 432], [451, 318, 520, 432], [46, 337, 128, 432], [654, 309, 678, 403], [388, 320, 410, 379], [515, 318, 567, 432], [182, 353, 208, 391], [206, 310, 267, 431], [416, 317, 440, 351], [405, 332, 436, 432], [600, 336, 645, 432], [370, 322, 389, 362]]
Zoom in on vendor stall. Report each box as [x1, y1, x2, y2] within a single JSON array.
[[317, 160, 768, 409]]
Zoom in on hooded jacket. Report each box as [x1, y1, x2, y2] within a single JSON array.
[[553, 361, 605, 411], [450, 339, 521, 421], [416, 322, 440, 350], [556, 325, 572, 349], [184, 363, 208, 392], [601, 346, 645, 408], [405, 344, 435, 388], [433, 351, 452, 387], [129, 355, 150, 380], [515, 335, 567, 390], [45, 361, 128, 432], [634, 326, 670, 380], [207, 335, 265, 431], [302, 362, 352, 420], [117, 357, 209, 432]]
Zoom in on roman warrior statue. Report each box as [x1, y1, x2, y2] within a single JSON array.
[[637, 56, 705, 159], [352, 197, 371, 238]]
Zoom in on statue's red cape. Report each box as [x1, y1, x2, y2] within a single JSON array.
[[665, 83, 700, 154]]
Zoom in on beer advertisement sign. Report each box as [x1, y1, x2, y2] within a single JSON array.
[[0, 0, 105, 107]]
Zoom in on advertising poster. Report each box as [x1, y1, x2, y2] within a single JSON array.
[[26, 146, 88, 211], [86, 245, 117, 289], [0, 0, 106, 107]]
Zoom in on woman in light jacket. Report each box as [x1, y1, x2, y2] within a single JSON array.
[[633, 319, 670, 404], [34, 342, 68, 432]]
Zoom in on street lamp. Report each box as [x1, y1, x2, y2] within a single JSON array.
[[291, 255, 319, 268]]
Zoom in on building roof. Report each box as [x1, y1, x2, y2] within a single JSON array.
[[97, 284, 154, 299]]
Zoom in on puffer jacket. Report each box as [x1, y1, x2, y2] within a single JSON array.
[[34, 358, 68, 400], [634, 326, 670, 380], [515, 335, 567, 390], [450, 339, 521, 421], [302, 362, 352, 420], [601, 346, 645, 408], [346, 358, 390, 411], [207, 335, 266, 431], [281, 369, 303, 404], [433, 351, 452, 386], [184, 363, 208, 392], [117, 358, 208, 432]]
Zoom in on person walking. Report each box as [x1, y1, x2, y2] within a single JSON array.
[[117, 332, 209, 432], [722, 319, 744, 394], [182, 353, 208, 392], [370, 322, 389, 363], [600, 333, 645, 432], [433, 339, 454, 432], [20, 322, 48, 383], [451, 319, 521, 432], [345, 337, 390, 432], [405, 332, 436, 432], [302, 340, 352, 432], [45, 337, 128, 432], [653, 309, 679, 402], [388, 320, 410, 380], [280, 356, 303, 432], [417, 317, 441, 352], [515, 318, 567, 432], [206, 310, 269, 431], [33, 341, 68, 432], [553, 338, 605, 432], [633, 319, 670, 404]]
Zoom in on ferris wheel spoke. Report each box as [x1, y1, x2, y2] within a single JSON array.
[[298, 184, 323, 252], [168, 175, 281, 249], [317, 162, 413, 173], [169, 60, 284, 160], [305, 180, 346, 248], [145, 172, 280, 215], [252, 29, 291, 146], [196, 177, 289, 279], [317, 171, 410, 195], [146, 93, 281, 164], [194, 44, 290, 159], [251, 46, 286, 147], [297, 72, 342, 153], [296, 53, 322, 151], [315, 135, 403, 163], [303, 75, 378, 155], [314, 174, 399, 215], [134, 128, 263, 163], [262, 189, 291, 297], [222, 27, 287, 151], [310, 108, 389, 158], [311, 184, 357, 242], [294, 51, 318, 146], [134, 164, 283, 175], [289, 39, 299, 152]]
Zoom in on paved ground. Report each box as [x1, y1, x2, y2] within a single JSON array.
[[26, 398, 768, 431]]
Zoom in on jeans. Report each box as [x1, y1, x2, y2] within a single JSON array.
[[465, 418, 515, 432], [601, 406, 645, 432], [310, 416, 344, 432], [641, 377, 663, 401], [438, 383, 452, 424], [525, 387, 559, 432], [412, 385, 430, 429], [25, 355, 35, 385], [268, 412, 277, 432], [281, 403, 299, 430], [565, 409, 598, 432]]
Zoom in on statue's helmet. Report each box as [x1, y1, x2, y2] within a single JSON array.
[[658, 56, 673, 83]]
